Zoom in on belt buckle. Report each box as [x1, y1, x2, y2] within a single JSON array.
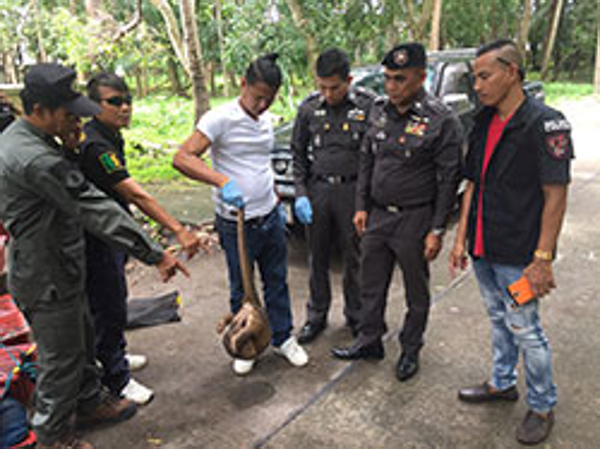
[[330, 175, 343, 184], [387, 205, 400, 213]]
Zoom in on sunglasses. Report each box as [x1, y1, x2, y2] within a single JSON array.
[[102, 95, 133, 107]]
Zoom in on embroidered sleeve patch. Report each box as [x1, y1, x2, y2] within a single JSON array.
[[545, 133, 572, 159], [98, 152, 124, 174]]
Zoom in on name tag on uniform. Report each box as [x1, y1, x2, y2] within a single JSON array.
[[348, 108, 366, 121]]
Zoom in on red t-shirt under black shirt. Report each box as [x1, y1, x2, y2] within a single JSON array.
[[473, 113, 512, 257]]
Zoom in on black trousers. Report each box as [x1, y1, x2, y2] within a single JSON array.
[[305, 180, 361, 326], [85, 234, 130, 395], [357, 206, 432, 357]]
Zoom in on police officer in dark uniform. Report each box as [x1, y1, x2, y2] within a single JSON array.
[[332, 43, 463, 383], [292, 48, 375, 343]]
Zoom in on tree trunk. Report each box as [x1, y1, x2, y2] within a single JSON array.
[[428, 0, 442, 51], [151, 0, 189, 77], [228, 71, 238, 90], [384, 0, 400, 48], [215, 0, 230, 97], [518, 0, 533, 64], [134, 65, 143, 98], [209, 62, 217, 97], [541, 0, 565, 80], [595, 0, 600, 96], [284, 0, 319, 82], [167, 56, 184, 96], [179, 0, 211, 123], [402, 0, 433, 42], [32, 0, 47, 62]]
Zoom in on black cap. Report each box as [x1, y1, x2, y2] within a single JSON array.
[[23, 63, 101, 117], [382, 43, 427, 70]]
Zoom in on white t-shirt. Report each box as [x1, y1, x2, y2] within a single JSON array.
[[198, 99, 278, 219]]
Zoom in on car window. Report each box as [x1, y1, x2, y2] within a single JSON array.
[[438, 62, 472, 97]]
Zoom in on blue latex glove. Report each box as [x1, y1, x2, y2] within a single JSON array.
[[294, 196, 312, 225], [277, 203, 287, 228], [219, 180, 244, 209]]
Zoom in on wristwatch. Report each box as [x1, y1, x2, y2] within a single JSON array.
[[534, 249, 553, 261]]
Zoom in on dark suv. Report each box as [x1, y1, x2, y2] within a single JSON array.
[[271, 48, 543, 226]]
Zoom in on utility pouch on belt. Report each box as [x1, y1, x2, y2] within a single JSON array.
[[507, 276, 536, 306]]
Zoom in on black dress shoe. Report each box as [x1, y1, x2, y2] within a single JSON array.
[[331, 341, 384, 361], [395, 353, 419, 382], [297, 321, 326, 344], [516, 410, 554, 445], [458, 382, 519, 403]]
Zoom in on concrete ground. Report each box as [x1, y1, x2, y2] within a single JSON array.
[[86, 99, 600, 449]]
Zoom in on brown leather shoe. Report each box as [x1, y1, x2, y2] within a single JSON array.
[[76, 394, 137, 429], [458, 382, 519, 403], [516, 410, 554, 445], [37, 435, 94, 449]]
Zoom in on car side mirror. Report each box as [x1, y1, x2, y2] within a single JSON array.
[[442, 93, 471, 114]]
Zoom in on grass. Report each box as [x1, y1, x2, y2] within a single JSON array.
[[126, 81, 595, 183], [544, 82, 594, 105], [123, 92, 304, 183]]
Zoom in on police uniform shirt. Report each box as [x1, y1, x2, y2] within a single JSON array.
[[292, 87, 375, 197], [79, 118, 131, 211], [357, 89, 462, 230], [464, 97, 574, 265]]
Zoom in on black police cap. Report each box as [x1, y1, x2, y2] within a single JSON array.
[[23, 63, 100, 117], [382, 43, 427, 70]]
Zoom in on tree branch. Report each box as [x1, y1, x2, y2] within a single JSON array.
[[112, 0, 143, 43]]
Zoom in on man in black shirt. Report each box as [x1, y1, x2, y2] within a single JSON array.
[[79, 73, 203, 405], [450, 39, 572, 446], [332, 43, 462, 383]]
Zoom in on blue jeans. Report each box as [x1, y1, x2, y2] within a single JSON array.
[[472, 258, 557, 413], [215, 207, 293, 347]]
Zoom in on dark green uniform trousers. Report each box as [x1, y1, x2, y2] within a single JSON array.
[[19, 292, 100, 445]]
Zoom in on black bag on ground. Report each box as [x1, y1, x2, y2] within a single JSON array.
[[126, 291, 182, 330]]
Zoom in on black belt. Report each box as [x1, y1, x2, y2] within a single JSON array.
[[315, 174, 358, 185], [220, 206, 277, 227], [377, 202, 431, 213]]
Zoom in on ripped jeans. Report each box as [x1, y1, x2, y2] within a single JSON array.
[[472, 258, 557, 413]]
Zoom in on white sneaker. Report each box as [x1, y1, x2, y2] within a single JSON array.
[[274, 336, 309, 367], [125, 354, 148, 372], [122, 377, 154, 405], [232, 358, 255, 376]]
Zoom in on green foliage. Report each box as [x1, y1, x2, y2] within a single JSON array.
[[122, 89, 308, 183], [544, 82, 594, 104]]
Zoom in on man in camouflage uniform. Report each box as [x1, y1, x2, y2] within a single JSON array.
[[0, 63, 187, 449]]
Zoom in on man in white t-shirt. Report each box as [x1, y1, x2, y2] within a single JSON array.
[[173, 54, 308, 375]]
